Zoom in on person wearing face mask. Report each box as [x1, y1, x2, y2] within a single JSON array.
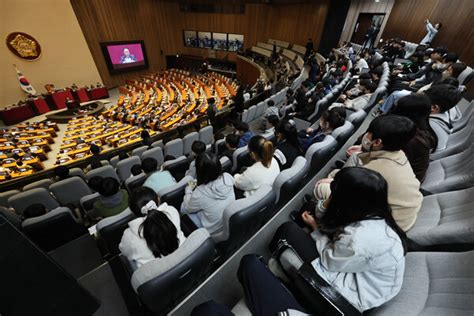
[[314, 115, 423, 232], [297, 108, 346, 152]]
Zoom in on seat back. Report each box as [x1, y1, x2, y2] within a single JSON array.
[[69, 167, 85, 179], [183, 132, 199, 156], [231, 146, 250, 173], [86, 165, 119, 182], [273, 157, 308, 205], [151, 139, 164, 148], [131, 145, 149, 158], [162, 156, 190, 181], [0, 206, 22, 228], [305, 135, 338, 173], [0, 189, 21, 208], [199, 126, 214, 146], [331, 120, 354, 144], [141, 147, 164, 167], [457, 66, 473, 85], [220, 156, 232, 174], [109, 155, 120, 168], [214, 138, 226, 156], [247, 105, 257, 122], [214, 185, 275, 256], [79, 192, 101, 213], [132, 229, 215, 314], [49, 176, 93, 206], [23, 179, 54, 191], [157, 175, 193, 210], [9, 188, 60, 215], [255, 102, 265, 118], [347, 109, 367, 128], [22, 207, 88, 252], [124, 173, 147, 193], [117, 156, 142, 182], [97, 208, 136, 255], [241, 109, 249, 123], [164, 138, 184, 159]]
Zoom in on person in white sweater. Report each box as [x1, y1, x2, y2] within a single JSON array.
[[234, 135, 280, 197], [119, 186, 186, 270], [181, 152, 235, 234]]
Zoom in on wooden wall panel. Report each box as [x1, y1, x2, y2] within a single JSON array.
[[70, 0, 330, 87], [382, 0, 474, 66]]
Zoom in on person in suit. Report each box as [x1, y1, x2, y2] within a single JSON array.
[[120, 48, 137, 64]]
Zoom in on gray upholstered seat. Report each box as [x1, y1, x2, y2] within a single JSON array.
[[117, 156, 142, 182], [151, 139, 163, 149], [308, 98, 327, 122], [430, 122, 473, 160], [0, 189, 21, 208], [23, 179, 54, 191], [86, 165, 119, 181], [407, 187, 474, 247], [231, 145, 249, 173], [0, 206, 22, 228], [8, 188, 60, 215], [130, 228, 215, 314], [422, 147, 474, 194], [49, 176, 93, 206], [371, 251, 474, 316], [141, 147, 164, 167], [273, 156, 308, 205], [247, 105, 257, 122], [213, 185, 275, 256], [157, 175, 193, 210], [214, 138, 226, 155], [347, 109, 367, 127], [241, 109, 249, 123], [131, 145, 149, 158], [109, 155, 120, 168], [199, 125, 214, 146], [331, 120, 354, 144], [97, 207, 135, 255], [183, 132, 199, 156], [79, 192, 101, 213], [457, 66, 473, 85], [452, 103, 473, 133], [124, 173, 147, 193], [69, 167, 85, 179], [304, 135, 338, 172], [220, 156, 232, 174], [164, 138, 184, 159], [255, 102, 265, 118], [22, 207, 87, 252]]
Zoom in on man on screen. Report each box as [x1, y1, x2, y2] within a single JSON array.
[[120, 48, 137, 64]]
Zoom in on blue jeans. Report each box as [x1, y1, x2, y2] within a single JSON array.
[[379, 90, 411, 113]]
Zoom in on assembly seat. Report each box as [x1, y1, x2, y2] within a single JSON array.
[[117, 156, 142, 182], [430, 122, 473, 160], [304, 135, 338, 173], [22, 179, 54, 191], [86, 165, 119, 182], [141, 147, 164, 167], [182, 132, 199, 156], [131, 145, 149, 158], [331, 120, 354, 144], [157, 175, 193, 210], [164, 138, 184, 159], [273, 156, 308, 205], [96, 207, 135, 255], [124, 173, 147, 193], [0, 189, 21, 208], [407, 187, 474, 249], [129, 228, 215, 314], [199, 125, 214, 147], [8, 188, 60, 215], [49, 176, 93, 207]]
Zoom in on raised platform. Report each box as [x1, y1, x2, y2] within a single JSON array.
[[45, 102, 105, 123]]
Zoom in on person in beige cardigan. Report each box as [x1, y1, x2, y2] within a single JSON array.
[[314, 115, 423, 231]]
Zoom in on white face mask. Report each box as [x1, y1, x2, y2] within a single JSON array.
[[361, 133, 374, 152]]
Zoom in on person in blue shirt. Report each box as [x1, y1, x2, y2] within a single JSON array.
[[235, 121, 254, 148], [142, 157, 176, 193]]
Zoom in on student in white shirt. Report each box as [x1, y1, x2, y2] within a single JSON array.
[[119, 186, 186, 270], [234, 135, 280, 197]]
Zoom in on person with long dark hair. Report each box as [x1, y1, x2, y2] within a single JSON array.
[[234, 135, 280, 197], [181, 153, 235, 233], [119, 186, 186, 269], [273, 119, 302, 170], [391, 94, 437, 182], [270, 167, 406, 313]]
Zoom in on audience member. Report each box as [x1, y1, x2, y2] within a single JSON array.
[[54, 165, 70, 181], [391, 94, 437, 182], [315, 115, 422, 231], [92, 177, 129, 219], [221, 134, 240, 161], [235, 122, 254, 148], [141, 130, 153, 148], [234, 136, 280, 197], [425, 84, 462, 151], [270, 167, 406, 312], [185, 140, 206, 178], [142, 158, 176, 193], [130, 164, 143, 177], [87, 175, 103, 192], [23, 203, 47, 219], [119, 186, 186, 269], [273, 119, 302, 170], [181, 153, 235, 233], [89, 144, 102, 167], [298, 108, 345, 152], [331, 80, 376, 110]]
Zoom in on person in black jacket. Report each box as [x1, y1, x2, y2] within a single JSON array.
[[273, 119, 302, 170]]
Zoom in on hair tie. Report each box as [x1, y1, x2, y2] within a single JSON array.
[[141, 200, 158, 215]]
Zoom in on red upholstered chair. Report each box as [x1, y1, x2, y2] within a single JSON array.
[[31, 98, 50, 114], [76, 88, 90, 103], [90, 87, 109, 100]]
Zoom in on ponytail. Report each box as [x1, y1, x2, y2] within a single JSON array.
[[261, 140, 274, 168], [248, 135, 274, 168], [139, 210, 179, 258]]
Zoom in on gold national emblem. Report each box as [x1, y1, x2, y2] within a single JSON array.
[[6, 32, 42, 60]]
